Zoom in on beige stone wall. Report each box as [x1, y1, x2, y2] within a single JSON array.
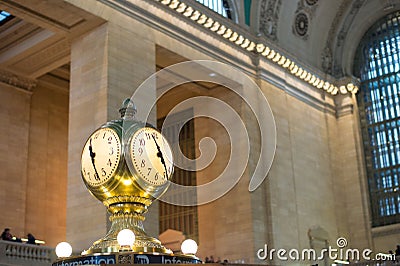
[[25, 80, 69, 246], [0, 79, 68, 247], [259, 80, 339, 263], [0, 84, 31, 238]]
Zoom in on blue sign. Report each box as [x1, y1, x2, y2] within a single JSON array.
[[53, 253, 202, 265]]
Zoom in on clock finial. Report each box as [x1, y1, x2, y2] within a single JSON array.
[[119, 98, 137, 119]]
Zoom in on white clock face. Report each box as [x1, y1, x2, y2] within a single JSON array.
[[81, 128, 121, 187], [130, 127, 173, 186]]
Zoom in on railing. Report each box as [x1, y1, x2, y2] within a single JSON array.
[[0, 240, 56, 266]]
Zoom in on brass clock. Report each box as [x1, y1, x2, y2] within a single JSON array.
[[128, 127, 173, 189], [79, 99, 174, 255], [81, 127, 121, 187]]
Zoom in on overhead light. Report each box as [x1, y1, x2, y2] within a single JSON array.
[[277, 56, 286, 65], [190, 10, 201, 20], [204, 18, 214, 28], [283, 59, 291, 68], [176, 3, 187, 13], [261, 47, 271, 56], [229, 32, 239, 42], [295, 68, 303, 77], [300, 70, 307, 80], [217, 25, 226, 35], [272, 53, 281, 62], [267, 50, 276, 59], [197, 14, 207, 24], [256, 44, 265, 53], [317, 80, 324, 89], [291, 65, 299, 74], [246, 42, 256, 51], [236, 36, 245, 45], [210, 21, 220, 31], [223, 29, 233, 38], [183, 6, 193, 17], [323, 82, 330, 90], [169, 0, 180, 9]]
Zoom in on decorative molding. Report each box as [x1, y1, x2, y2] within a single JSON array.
[[98, 0, 359, 97], [372, 223, 400, 237], [305, 0, 318, 6], [322, 0, 351, 74], [322, 0, 366, 76], [293, 12, 309, 39], [13, 38, 70, 75], [292, 0, 319, 40], [259, 0, 281, 41], [0, 69, 37, 92], [332, 0, 367, 77]]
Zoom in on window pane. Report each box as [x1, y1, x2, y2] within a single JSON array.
[[195, 0, 232, 19], [356, 11, 400, 227]]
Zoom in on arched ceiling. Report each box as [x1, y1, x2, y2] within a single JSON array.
[[253, 0, 400, 78]]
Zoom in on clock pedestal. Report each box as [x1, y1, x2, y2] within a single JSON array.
[[82, 197, 171, 255]]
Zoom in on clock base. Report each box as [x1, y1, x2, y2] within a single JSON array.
[[52, 252, 201, 265], [82, 208, 171, 255]]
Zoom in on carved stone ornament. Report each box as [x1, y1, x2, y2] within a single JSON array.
[[259, 0, 282, 41], [294, 12, 309, 37], [305, 0, 318, 6], [0, 69, 37, 92]]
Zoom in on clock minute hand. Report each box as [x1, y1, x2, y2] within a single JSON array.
[[89, 139, 100, 181], [151, 134, 169, 178]]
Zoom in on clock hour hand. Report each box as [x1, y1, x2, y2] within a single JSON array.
[[151, 134, 169, 179], [89, 139, 100, 181]]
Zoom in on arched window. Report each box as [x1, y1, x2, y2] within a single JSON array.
[[355, 11, 400, 227], [195, 0, 233, 19]]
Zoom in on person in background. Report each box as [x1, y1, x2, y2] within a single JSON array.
[[1, 228, 13, 241], [395, 245, 400, 256], [27, 233, 36, 245]]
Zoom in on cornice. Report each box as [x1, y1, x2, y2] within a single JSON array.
[[372, 223, 400, 237], [0, 69, 37, 93], [96, 0, 354, 115]]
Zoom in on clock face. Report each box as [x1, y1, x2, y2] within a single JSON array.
[[129, 127, 173, 186], [81, 128, 121, 187]]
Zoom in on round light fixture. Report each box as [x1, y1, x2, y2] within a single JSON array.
[[55, 242, 72, 258], [181, 239, 198, 255], [117, 229, 135, 247]]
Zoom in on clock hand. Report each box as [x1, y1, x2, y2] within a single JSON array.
[[151, 134, 169, 179], [89, 138, 100, 181]]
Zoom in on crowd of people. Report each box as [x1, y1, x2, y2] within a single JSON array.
[[204, 256, 229, 263], [1, 228, 37, 245]]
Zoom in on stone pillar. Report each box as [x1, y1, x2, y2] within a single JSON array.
[[68, 22, 156, 252], [330, 94, 371, 250]]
